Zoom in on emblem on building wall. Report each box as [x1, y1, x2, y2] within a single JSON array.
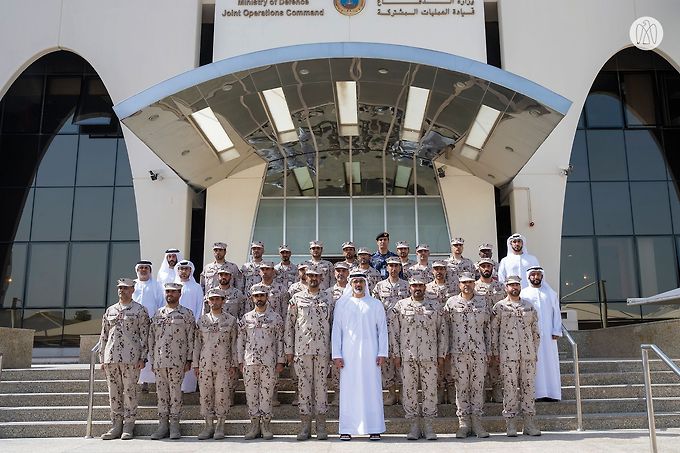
[[629, 17, 663, 51], [334, 0, 365, 16]]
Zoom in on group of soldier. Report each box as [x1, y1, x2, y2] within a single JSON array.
[[98, 231, 546, 441]]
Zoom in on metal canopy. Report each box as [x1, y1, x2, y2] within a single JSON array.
[[114, 43, 571, 190]]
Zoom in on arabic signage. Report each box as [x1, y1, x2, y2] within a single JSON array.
[[214, 0, 485, 62]]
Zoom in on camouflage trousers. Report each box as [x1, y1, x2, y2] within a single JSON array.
[[382, 356, 402, 388], [485, 356, 501, 393], [401, 359, 438, 419], [294, 355, 328, 416], [243, 364, 276, 418], [451, 354, 487, 416], [438, 356, 454, 387], [105, 362, 140, 422], [156, 366, 184, 419], [501, 359, 537, 418], [198, 369, 231, 417], [328, 360, 339, 392]]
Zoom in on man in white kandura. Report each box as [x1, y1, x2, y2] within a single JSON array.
[[331, 271, 388, 441], [497, 233, 539, 288], [521, 266, 562, 401], [175, 260, 204, 393], [157, 248, 183, 285]]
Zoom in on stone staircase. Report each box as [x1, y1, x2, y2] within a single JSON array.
[[1, 358, 679, 438]]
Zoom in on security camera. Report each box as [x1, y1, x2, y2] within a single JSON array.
[[149, 170, 162, 181], [437, 166, 446, 178], [559, 164, 573, 176]]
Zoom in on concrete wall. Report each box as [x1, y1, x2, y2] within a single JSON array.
[[559, 319, 680, 358], [499, 0, 680, 292], [0, 0, 202, 267]]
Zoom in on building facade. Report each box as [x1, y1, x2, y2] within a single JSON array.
[[0, 0, 679, 345]]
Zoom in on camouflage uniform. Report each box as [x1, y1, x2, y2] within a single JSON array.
[[100, 301, 150, 424], [288, 281, 307, 298], [193, 311, 238, 417], [444, 294, 491, 416], [214, 285, 247, 321], [241, 261, 263, 293], [372, 278, 409, 388], [303, 259, 335, 290], [405, 263, 434, 283], [475, 279, 506, 400], [425, 280, 458, 310], [491, 297, 540, 418], [400, 259, 416, 279], [446, 256, 476, 283], [275, 262, 298, 289], [201, 261, 242, 293], [353, 265, 382, 289], [285, 288, 334, 416], [238, 307, 285, 418], [390, 297, 447, 420], [248, 281, 290, 321], [149, 305, 195, 420]]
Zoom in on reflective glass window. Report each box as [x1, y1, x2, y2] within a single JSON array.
[[252, 199, 283, 251], [587, 130, 627, 181], [111, 187, 139, 240], [262, 160, 285, 197], [75, 136, 117, 186], [114, 139, 133, 186], [36, 135, 78, 186], [562, 182, 594, 236], [606, 302, 641, 321], [1, 243, 28, 308], [385, 154, 414, 196], [417, 198, 449, 254], [1, 76, 43, 133], [623, 73, 657, 126], [352, 198, 384, 248], [669, 182, 680, 234], [630, 181, 672, 235], [67, 242, 109, 307], [42, 77, 80, 135], [560, 237, 598, 302], [71, 187, 114, 240], [387, 198, 415, 249], [636, 236, 677, 298], [318, 199, 350, 255], [63, 308, 105, 346], [22, 309, 64, 346], [318, 151, 349, 196], [415, 160, 440, 195], [286, 154, 316, 197], [107, 242, 140, 305], [596, 237, 638, 300], [31, 188, 74, 241], [352, 150, 384, 196], [585, 72, 623, 128], [591, 182, 633, 235], [25, 242, 69, 308], [13, 188, 33, 242], [285, 199, 316, 253], [0, 135, 40, 187]]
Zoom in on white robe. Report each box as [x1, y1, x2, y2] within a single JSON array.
[[521, 284, 562, 400], [331, 294, 388, 435], [178, 278, 203, 393], [157, 251, 184, 285], [498, 253, 540, 288], [133, 278, 165, 384]]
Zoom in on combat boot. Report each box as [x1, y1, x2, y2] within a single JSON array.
[[151, 416, 169, 440], [506, 417, 518, 437], [169, 417, 181, 439], [213, 417, 225, 440], [261, 416, 274, 440], [492, 384, 503, 403], [455, 415, 471, 438], [523, 415, 541, 436], [198, 416, 214, 440], [244, 417, 261, 440], [383, 386, 398, 406], [422, 418, 437, 440], [272, 390, 281, 407], [296, 415, 312, 441], [406, 418, 420, 440], [101, 417, 123, 440], [437, 386, 446, 404], [291, 389, 299, 406], [316, 414, 328, 440], [120, 420, 135, 440], [470, 415, 489, 438]]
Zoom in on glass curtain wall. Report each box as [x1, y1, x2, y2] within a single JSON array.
[[254, 148, 449, 261], [0, 52, 139, 346], [561, 48, 680, 327]]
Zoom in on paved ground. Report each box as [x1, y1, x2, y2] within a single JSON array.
[[2, 430, 680, 453]]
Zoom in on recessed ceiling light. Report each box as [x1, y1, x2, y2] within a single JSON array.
[[505, 146, 514, 152], [529, 108, 541, 117], [181, 149, 190, 156], [299, 68, 310, 75], [204, 176, 213, 182], [336, 81, 359, 136], [401, 86, 430, 142], [378, 68, 389, 75], [456, 81, 467, 88], [487, 174, 496, 179], [222, 84, 233, 91], [148, 114, 159, 121], [465, 104, 501, 149], [190, 106, 235, 152], [261, 87, 298, 143]]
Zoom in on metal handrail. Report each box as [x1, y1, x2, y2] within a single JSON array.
[[641, 344, 680, 453], [85, 340, 102, 439], [562, 324, 583, 431], [0, 352, 3, 382]]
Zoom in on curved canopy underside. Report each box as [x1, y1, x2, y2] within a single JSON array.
[[114, 42, 571, 190]]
